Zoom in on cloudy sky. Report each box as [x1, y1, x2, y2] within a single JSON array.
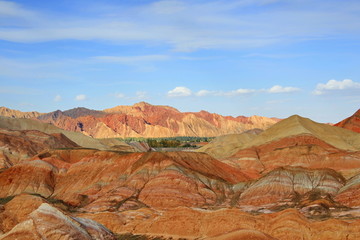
[[0, 0, 359, 123]]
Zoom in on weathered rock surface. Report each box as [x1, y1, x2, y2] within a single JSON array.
[[36, 150, 249, 208], [336, 172, 360, 207], [238, 167, 345, 207], [79, 207, 360, 240], [0, 128, 78, 167], [0, 195, 116, 240], [0, 160, 56, 198], [335, 109, 360, 133]]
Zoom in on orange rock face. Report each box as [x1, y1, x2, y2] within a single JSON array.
[[34, 150, 249, 208], [35, 102, 279, 138], [335, 109, 360, 133], [0, 160, 56, 198]]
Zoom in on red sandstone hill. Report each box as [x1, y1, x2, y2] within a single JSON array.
[[0, 102, 280, 138], [335, 109, 360, 133]]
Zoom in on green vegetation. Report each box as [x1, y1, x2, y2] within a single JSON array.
[[111, 136, 214, 148], [0, 195, 15, 204], [121, 136, 214, 143]]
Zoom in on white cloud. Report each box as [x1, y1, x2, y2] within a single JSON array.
[[175, 85, 299, 97], [268, 85, 300, 93], [313, 79, 360, 95], [167, 86, 192, 97], [75, 94, 86, 101], [54, 94, 62, 102]]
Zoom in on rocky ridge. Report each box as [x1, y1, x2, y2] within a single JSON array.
[[0, 102, 280, 138]]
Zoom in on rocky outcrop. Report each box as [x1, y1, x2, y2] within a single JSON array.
[[0, 128, 78, 167], [0, 117, 135, 152], [238, 167, 345, 207], [335, 109, 360, 133]]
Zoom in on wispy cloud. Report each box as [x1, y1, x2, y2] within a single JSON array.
[[1, 1, 359, 51], [168, 85, 300, 97], [0, 1, 36, 20], [313, 79, 360, 95], [75, 94, 86, 101]]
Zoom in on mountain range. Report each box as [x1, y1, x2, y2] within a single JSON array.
[[0, 102, 280, 138]]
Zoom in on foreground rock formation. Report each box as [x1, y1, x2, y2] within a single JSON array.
[[0, 194, 116, 239]]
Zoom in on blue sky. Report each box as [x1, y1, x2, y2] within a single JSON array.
[[0, 0, 359, 123]]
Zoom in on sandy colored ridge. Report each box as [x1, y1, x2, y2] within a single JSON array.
[[243, 115, 360, 151], [0, 107, 43, 119], [199, 115, 360, 160]]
